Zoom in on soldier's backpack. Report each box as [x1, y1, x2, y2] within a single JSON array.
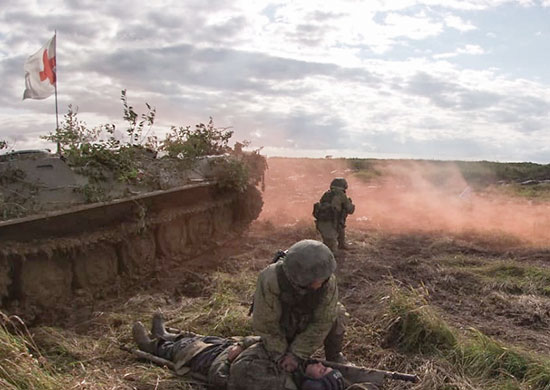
[[313, 190, 336, 221]]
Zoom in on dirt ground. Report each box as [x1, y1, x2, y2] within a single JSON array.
[[16, 158, 550, 389], [20, 220, 550, 389]]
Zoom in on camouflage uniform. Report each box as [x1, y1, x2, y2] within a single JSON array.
[[229, 342, 299, 390], [144, 332, 261, 388], [252, 240, 347, 363], [313, 178, 355, 252], [133, 322, 303, 390], [133, 318, 362, 390]]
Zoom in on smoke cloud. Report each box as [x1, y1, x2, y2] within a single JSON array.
[[259, 158, 550, 245]]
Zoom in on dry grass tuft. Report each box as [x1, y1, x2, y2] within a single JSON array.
[[0, 311, 68, 390]]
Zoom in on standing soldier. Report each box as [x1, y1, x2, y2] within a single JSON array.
[[313, 178, 355, 252], [252, 239, 348, 375]]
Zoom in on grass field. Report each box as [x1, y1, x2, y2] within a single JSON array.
[[2, 157, 550, 390]]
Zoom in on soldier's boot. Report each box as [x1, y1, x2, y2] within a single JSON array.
[[324, 323, 348, 364], [132, 321, 158, 354], [151, 312, 180, 341], [323, 237, 338, 254]]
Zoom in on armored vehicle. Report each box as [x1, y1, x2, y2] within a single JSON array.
[[0, 148, 266, 319]]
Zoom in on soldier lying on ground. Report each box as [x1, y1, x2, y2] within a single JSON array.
[[132, 312, 347, 390]]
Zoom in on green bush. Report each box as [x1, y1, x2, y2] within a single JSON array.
[[161, 117, 233, 160], [41, 102, 145, 184]]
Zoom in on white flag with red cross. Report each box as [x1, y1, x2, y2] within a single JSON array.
[[23, 35, 56, 100]]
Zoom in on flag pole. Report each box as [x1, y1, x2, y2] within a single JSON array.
[[54, 30, 60, 155]]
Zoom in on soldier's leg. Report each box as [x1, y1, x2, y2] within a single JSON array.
[[317, 221, 338, 253], [324, 236, 338, 253], [152, 312, 177, 340], [132, 322, 159, 354], [324, 303, 348, 363], [133, 321, 194, 361], [337, 227, 347, 249]]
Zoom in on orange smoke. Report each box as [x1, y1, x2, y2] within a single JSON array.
[[259, 158, 550, 245]]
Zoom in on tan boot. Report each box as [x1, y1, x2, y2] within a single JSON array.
[[132, 321, 157, 354], [151, 312, 168, 338], [151, 312, 184, 341]]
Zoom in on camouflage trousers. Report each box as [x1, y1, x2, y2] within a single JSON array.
[[152, 336, 232, 387], [316, 221, 346, 252], [324, 302, 348, 360]]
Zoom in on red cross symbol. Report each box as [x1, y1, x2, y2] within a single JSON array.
[[40, 49, 56, 85]]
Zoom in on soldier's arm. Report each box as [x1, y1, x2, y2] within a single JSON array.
[[230, 335, 262, 349], [344, 194, 355, 214], [288, 275, 338, 359], [227, 335, 262, 361], [252, 267, 288, 359]]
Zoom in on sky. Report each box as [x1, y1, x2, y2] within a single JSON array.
[[1, 0, 549, 163]]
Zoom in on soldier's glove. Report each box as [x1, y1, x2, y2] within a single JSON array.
[[279, 353, 300, 372]]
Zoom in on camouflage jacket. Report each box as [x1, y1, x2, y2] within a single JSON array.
[[252, 262, 338, 360], [315, 187, 355, 225], [228, 342, 298, 390], [171, 335, 259, 374]]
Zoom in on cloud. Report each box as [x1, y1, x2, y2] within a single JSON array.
[[382, 11, 444, 40], [444, 14, 477, 32], [1, 0, 550, 163], [434, 44, 485, 59]]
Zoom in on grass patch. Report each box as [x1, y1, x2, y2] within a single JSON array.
[[436, 254, 486, 268], [455, 229, 525, 250], [0, 312, 67, 390], [497, 182, 550, 201], [176, 270, 256, 337], [451, 330, 550, 389], [478, 263, 550, 296], [385, 285, 456, 354], [455, 330, 530, 380], [452, 261, 550, 297], [384, 285, 550, 390], [436, 255, 550, 296]]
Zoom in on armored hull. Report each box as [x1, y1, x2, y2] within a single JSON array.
[[0, 150, 265, 318]]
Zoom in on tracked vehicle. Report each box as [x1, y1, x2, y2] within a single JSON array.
[[0, 148, 266, 319]]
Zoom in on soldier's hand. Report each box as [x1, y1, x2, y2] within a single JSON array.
[[227, 344, 244, 362], [279, 353, 299, 372]]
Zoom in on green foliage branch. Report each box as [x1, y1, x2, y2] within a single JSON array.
[[160, 117, 233, 160], [40, 90, 257, 195]]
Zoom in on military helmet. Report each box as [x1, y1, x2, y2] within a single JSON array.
[[330, 177, 348, 190], [282, 240, 336, 287]]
